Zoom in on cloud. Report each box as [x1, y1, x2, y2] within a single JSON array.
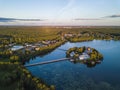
[[17, 19, 45, 21], [0, 17, 45, 22], [74, 18, 102, 21], [104, 14, 120, 18], [74, 14, 120, 21], [0, 17, 15, 22]]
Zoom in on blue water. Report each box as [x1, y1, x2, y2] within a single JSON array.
[[25, 40, 120, 90]]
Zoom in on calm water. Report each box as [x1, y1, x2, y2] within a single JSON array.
[[25, 40, 120, 90]]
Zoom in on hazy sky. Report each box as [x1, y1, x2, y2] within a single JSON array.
[[0, 0, 120, 26]]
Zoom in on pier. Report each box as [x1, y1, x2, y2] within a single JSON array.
[[25, 58, 70, 67]]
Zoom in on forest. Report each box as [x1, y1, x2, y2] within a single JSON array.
[[0, 26, 120, 90]]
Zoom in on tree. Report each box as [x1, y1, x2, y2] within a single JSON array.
[[10, 55, 19, 63]]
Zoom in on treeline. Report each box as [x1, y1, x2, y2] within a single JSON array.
[[15, 40, 65, 64], [0, 26, 120, 45], [1, 26, 120, 41], [0, 63, 55, 90], [65, 31, 120, 42], [0, 41, 65, 90], [66, 36, 93, 42], [0, 40, 65, 64], [0, 27, 61, 45]]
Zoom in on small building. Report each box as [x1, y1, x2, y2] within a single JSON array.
[[42, 41, 50, 45], [79, 53, 90, 60], [70, 52, 75, 57], [9, 43, 16, 47], [34, 43, 44, 47], [26, 44, 32, 47], [85, 47, 92, 54], [78, 33, 82, 37], [35, 47, 40, 51], [64, 34, 73, 37], [87, 47, 91, 51], [25, 46, 34, 51]]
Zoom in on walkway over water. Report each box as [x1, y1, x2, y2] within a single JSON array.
[[57, 48, 67, 51], [25, 58, 70, 67]]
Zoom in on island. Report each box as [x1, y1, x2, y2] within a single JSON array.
[[66, 46, 103, 67]]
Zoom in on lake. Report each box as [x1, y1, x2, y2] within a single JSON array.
[[25, 40, 120, 90]]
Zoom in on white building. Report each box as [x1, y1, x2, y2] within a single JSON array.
[[64, 34, 73, 37], [79, 53, 90, 60], [11, 45, 24, 51], [70, 52, 75, 57]]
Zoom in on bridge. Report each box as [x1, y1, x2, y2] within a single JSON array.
[[57, 48, 67, 51], [25, 58, 70, 67]]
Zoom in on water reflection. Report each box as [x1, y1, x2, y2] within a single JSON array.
[[26, 40, 120, 90], [71, 59, 103, 68]]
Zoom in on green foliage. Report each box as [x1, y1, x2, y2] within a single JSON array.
[[89, 49, 103, 61], [0, 64, 55, 90], [68, 36, 93, 42], [10, 55, 19, 63], [0, 27, 61, 44], [0, 26, 119, 89], [0, 26, 120, 45], [66, 46, 103, 61]]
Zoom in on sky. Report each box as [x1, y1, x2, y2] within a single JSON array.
[[0, 0, 120, 26]]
